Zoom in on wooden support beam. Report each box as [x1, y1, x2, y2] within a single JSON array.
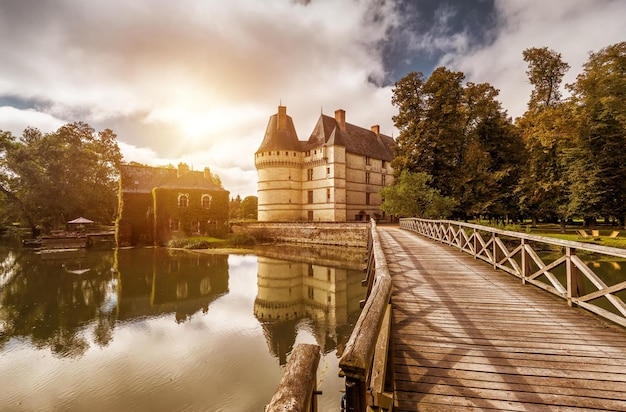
[[266, 343, 321, 412]]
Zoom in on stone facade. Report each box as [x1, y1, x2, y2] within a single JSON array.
[[116, 163, 229, 246], [255, 106, 394, 222]]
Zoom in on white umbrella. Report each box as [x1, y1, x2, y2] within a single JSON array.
[[67, 217, 94, 224]]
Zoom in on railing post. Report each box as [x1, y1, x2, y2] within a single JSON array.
[[473, 228, 477, 258], [521, 238, 528, 284], [492, 232, 497, 269], [566, 247, 583, 307], [343, 377, 366, 412]]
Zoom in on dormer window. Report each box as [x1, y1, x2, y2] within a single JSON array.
[[178, 194, 189, 208]]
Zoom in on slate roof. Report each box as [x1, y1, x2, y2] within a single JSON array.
[[256, 112, 300, 153], [120, 164, 224, 194], [257, 108, 395, 161], [304, 114, 395, 161]]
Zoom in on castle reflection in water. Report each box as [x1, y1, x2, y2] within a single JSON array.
[[0, 244, 365, 366]]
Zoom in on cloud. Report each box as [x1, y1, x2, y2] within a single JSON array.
[[0, 0, 401, 198], [0, 106, 66, 135], [440, 0, 626, 118]]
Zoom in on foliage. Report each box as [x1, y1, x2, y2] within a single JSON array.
[[391, 68, 522, 219], [227, 232, 257, 247], [238, 195, 258, 220], [0, 122, 122, 235], [380, 171, 455, 218], [522, 47, 570, 112], [167, 238, 224, 249], [229, 194, 242, 219], [566, 41, 626, 227]]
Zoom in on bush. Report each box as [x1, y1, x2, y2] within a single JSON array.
[[168, 238, 217, 249], [227, 233, 257, 247]]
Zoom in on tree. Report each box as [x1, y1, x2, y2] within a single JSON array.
[[380, 171, 455, 218], [523, 47, 570, 112], [391, 69, 523, 220], [566, 42, 626, 227], [517, 47, 572, 228], [238, 196, 258, 220], [229, 194, 242, 219], [0, 122, 122, 235]]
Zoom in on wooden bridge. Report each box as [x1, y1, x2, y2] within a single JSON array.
[[267, 219, 626, 411], [339, 219, 626, 412]]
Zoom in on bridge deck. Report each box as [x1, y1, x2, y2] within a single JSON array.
[[379, 226, 626, 411]]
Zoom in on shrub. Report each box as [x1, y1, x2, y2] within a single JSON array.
[[228, 233, 257, 247]]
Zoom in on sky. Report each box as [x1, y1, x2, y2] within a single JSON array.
[[0, 0, 624, 198]]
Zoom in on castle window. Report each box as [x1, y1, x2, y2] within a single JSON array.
[[327, 188, 331, 202], [365, 172, 370, 184], [170, 219, 180, 231], [178, 194, 188, 208], [202, 194, 212, 208], [308, 210, 313, 220], [382, 174, 386, 186], [307, 190, 313, 204], [307, 169, 313, 181], [366, 193, 371, 205], [308, 286, 314, 300], [191, 221, 200, 233], [326, 167, 331, 176], [366, 156, 371, 165]]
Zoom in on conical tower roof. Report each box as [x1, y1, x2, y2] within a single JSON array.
[[256, 106, 302, 153]]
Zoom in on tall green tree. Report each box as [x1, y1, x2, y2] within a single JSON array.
[[517, 47, 572, 228], [566, 42, 626, 227], [238, 196, 258, 220], [0, 122, 122, 235], [523, 47, 571, 112], [391, 69, 523, 219], [380, 171, 455, 218]]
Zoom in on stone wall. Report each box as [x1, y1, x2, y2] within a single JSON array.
[[230, 222, 369, 248]]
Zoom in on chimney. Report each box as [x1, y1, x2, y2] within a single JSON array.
[[371, 125, 380, 136], [177, 162, 190, 178], [204, 167, 212, 180], [335, 109, 346, 131], [277, 105, 287, 130]]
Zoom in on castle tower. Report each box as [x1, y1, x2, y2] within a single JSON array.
[[255, 106, 303, 221]]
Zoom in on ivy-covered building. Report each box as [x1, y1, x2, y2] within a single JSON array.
[[116, 163, 229, 246]]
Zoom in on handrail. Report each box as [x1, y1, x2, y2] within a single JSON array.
[[401, 218, 626, 328], [266, 343, 321, 412], [339, 219, 394, 411]]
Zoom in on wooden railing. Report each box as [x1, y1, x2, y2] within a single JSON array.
[[401, 218, 626, 328], [266, 343, 321, 412], [339, 220, 394, 412]]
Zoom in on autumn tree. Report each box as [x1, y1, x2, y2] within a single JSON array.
[[523, 47, 570, 112], [0, 122, 122, 235], [516, 47, 572, 228]]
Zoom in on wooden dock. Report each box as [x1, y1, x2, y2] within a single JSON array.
[[379, 226, 626, 411]]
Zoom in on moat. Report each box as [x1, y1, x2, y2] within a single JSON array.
[[0, 244, 366, 411]]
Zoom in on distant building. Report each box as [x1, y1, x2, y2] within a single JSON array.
[[116, 163, 229, 246], [255, 106, 394, 222]]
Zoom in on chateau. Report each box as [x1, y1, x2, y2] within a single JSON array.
[[255, 106, 395, 222], [116, 163, 229, 246]]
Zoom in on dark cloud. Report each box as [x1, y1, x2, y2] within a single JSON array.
[[381, 0, 497, 83]]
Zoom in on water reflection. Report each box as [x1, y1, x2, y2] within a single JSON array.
[[0, 243, 365, 411], [115, 249, 229, 324], [255, 257, 363, 364]]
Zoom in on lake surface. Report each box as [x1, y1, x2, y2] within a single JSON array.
[[0, 244, 366, 411]]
